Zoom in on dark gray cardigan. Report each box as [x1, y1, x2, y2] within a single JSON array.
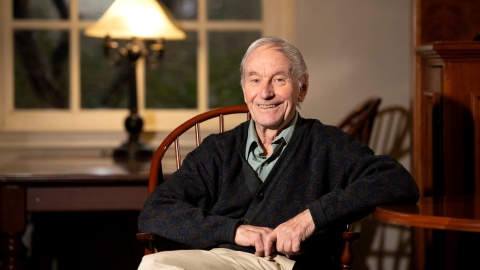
[[138, 116, 419, 267]]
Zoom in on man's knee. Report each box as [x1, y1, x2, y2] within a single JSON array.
[[137, 252, 185, 270]]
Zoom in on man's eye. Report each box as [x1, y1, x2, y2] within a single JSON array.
[[273, 77, 286, 85], [251, 79, 260, 83]]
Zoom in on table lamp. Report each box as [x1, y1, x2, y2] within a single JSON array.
[[84, 0, 186, 159]]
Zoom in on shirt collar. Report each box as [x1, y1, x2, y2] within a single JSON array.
[[245, 111, 298, 155]]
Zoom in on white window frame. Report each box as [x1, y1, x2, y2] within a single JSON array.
[[0, 0, 295, 148]]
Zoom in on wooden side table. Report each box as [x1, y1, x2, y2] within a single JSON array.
[[0, 150, 151, 270], [373, 196, 480, 269]]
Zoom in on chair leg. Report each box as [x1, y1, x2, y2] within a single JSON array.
[[340, 240, 353, 269], [340, 231, 360, 269]]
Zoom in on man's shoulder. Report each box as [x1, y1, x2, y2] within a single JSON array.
[[297, 116, 344, 136], [296, 116, 363, 150]]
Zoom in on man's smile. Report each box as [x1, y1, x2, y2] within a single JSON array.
[[258, 104, 278, 109]]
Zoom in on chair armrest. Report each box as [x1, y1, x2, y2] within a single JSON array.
[[342, 231, 360, 241], [136, 232, 156, 255]]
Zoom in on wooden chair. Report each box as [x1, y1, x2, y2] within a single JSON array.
[[137, 100, 383, 269], [336, 96, 382, 145]]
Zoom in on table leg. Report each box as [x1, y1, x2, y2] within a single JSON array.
[[0, 185, 26, 270]]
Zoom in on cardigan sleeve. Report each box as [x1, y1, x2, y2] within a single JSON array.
[[137, 135, 242, 249], [307, 129, 420, 230]]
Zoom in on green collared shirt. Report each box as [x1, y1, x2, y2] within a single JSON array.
[[245, 112, 298, 182]]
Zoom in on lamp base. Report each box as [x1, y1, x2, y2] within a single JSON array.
[[113, 140, 154, 160]]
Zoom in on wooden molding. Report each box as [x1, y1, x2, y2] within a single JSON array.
[[471, 93, 480, 196]]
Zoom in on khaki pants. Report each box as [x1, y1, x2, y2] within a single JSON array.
[[137, 248, 296, 270]]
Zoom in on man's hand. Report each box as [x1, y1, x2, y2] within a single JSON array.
[[234, 224, 273, 257], [264, 209, 316, 258]]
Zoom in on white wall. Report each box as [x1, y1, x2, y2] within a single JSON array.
[[295, 1, 414, 270], [296, 0, 412, 167], [296, 0, 412, 126]]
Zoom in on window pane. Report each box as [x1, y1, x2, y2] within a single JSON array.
[[161, 0, 198, 20], [208, 31, 261, 108], [208, 0, 261, 20], [146, 31, 197, 109], [13, 0, 69, 20], [14, 30, 69, 109], [78, 0, 114, 20], [80, 36, 129, 109]]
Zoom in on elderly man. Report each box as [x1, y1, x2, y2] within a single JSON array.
[[137, 36, 419, 270]]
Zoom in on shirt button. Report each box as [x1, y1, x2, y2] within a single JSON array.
[[264, 162, 269, 166], [257, 193, 264, 200]]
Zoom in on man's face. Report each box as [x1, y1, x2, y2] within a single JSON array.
[[242, 45, 306, 132]]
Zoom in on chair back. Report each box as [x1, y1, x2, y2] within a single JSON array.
[[147, 105, 250, 194], [336, 97, 382, 145]]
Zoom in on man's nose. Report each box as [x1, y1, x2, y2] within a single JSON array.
[[260, 81, 274, 99]]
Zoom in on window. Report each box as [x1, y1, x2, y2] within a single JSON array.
[[0, 0, 295, 140]]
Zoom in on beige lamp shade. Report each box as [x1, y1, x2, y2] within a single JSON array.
[[84, 0, 186, 40]]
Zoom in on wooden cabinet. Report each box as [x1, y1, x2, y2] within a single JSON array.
[[413, 41, 480, 197], [412, 1, 480, 269], [412, 41, 480, 270], [414, 0, 480, 44]]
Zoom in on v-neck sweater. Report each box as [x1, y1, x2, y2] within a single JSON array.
[[138, 115, 419, 267]]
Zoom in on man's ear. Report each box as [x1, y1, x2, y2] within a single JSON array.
[[242, 85, 248, 104], [298, 74, 309, 102]]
